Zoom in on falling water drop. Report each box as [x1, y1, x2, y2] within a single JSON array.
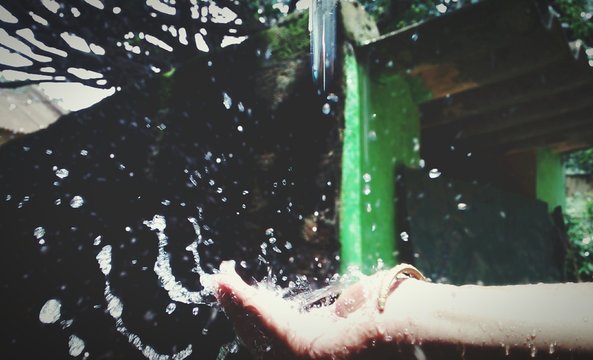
[[68, 335, 85, 357], [362, 173, 371, 183], [400, 231, 409, 242], [321, 103, 331, 115], [39, 299, 62, 324], [70, 196, 85, 208], [34, 226, 45, 239], [222, 92, 232, 109], [55, 168, 69, 179], [165, 302, 176, 314], [549, 343, 556, 354], [428, 168, 441, 179]]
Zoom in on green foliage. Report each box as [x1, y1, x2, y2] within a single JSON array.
[[551, 0, 593, 41], [262, 12, 310, 62], [564, 148, 593, 174], [565, 192, 593, 281]]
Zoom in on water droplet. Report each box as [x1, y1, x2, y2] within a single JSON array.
[[55, 168, 69, 179], [161, 199, 171, 206], [457, 202, 467, 211], [367, 130, 377, 141], [411, 32, 419, 42], [265, 228, 274, 236], [80, 149, 88, 156], [548, 343, 556, 354], [70, 196, 84, 208], [107, 295, 123, 318], [93, 236, 102, 246], [192, 307, 199, 316], [362, 173, 371, 183], [165, 302, 176, 314], [326, 93, 339, 103], [68, 335, 85, 357], [39, 299, 61, 324], [428, 168, 441, 179], [34, 226, 45, 239], [363, 184, 371, 195], [321, 103, 331, 115], [530, 346, 537, 358], [400, 231, 409, 242], [222, 92, 232, 109]]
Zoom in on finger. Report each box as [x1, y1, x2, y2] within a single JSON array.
[[212, 266, 307, 358]]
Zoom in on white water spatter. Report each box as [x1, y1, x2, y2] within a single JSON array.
[[68, 335, 85, 357], [39, 299, 62, 324], [400, 231, 409, 242], [143, 215, 209, 304], [55, 168, 69, 179], [70, 196, 85, 208], [321, 103, 331, 115], [362, 173, 371, 183], [107, 294, 123, 319], [222, 92, 232, 109], [95, 245, 193, 360], [97, 245, 113, 275], [34, 226, 46, 239], [165, 302, 177, 314], [216, 339, 240, 360], [428, 168, 441, 179], [93, 235, 102, 246]]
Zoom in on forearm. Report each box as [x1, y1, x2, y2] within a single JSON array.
[[380, 280, 593, 355]]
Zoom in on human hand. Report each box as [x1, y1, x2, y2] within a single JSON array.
[[212, 262, 417, 359]]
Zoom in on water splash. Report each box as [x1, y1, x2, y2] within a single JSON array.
[[95, 244, 193, 360], [143, 215, 212, 304]]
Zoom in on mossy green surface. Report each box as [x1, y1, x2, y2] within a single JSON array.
[[255, 12, 310, 63]]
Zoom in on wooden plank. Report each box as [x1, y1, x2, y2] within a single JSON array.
[[363, 0, 571, 100], [502, 125, 593, 154], [446, 105, 593, 150], [420, 59, 593, 129], [423, 83, 593, 141]]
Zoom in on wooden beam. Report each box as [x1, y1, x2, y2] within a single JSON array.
[[423, 84, 593, 141], [363, 0, 572, 101], [420, 59, 593, 129]]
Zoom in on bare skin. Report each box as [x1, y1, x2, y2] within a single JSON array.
[[212, 263, 593, 359]]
